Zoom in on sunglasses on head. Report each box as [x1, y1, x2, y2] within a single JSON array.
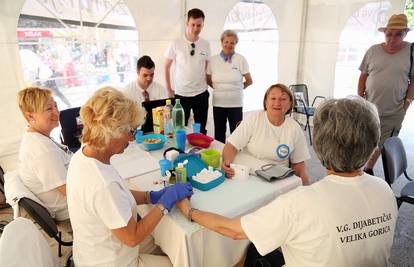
[[190, 43, 195, 56]]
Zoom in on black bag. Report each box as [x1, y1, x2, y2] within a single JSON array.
[[244, 243, 285, 267], [0, 166, 10, 209], [409, 43, 414, 85]]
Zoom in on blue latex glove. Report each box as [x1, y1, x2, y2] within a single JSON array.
[[157, 182, 193, 211], [149, 187, 168, 204]]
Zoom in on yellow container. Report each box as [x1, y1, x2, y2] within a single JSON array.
[[200, 149, 221, 168], [152, 107, 164, 134]]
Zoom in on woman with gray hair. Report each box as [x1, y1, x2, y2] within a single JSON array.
[[66, 87, 192, 267], [175, 96, 397, 266], [207, 29, 252, 143]]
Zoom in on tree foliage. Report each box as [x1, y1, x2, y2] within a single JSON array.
[[406, 0, 414, 27]]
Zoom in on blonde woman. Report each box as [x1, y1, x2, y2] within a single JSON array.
[[17, 87, 71, 223], [66, 87, 192, 266]]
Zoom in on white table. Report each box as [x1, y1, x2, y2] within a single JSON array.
[[124, 139, 302, 267]]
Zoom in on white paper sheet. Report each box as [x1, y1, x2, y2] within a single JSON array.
[[111, 143, 160, 179]]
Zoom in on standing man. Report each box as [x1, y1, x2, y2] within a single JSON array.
[[164, 8, 211, 134], [123, 55, 167, 104], [358, 13, 414, 175]]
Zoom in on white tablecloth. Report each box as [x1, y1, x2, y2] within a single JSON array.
[[125, 139, 302, 267]]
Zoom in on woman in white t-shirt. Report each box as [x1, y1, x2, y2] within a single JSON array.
[[66, 87, 193, 267], [222, 84, 310, 185], [17, 87, 71, 224], [207, 30, 252, 143]]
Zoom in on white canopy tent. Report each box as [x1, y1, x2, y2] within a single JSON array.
[[0, 0, 407, 171]]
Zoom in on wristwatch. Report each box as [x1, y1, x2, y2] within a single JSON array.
[[156, 203, 169, 215]]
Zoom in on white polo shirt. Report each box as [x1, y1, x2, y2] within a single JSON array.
[[18, 132, 70, 221], [165, 36, 210, 96], [123, 80, 167, 105], [207, 53, 249, 107], [67, 149, 138, 266], [227, 111, 310, 166]]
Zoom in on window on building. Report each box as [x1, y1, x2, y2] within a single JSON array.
[[224, 0, 278, 111], [17, 0, 138, 110]]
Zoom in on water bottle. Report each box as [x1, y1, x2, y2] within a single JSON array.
[[172, 99, 185, 133], [163, 99, 173, 138]]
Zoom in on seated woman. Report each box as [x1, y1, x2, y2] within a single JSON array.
[[221, 83, 310, 185], [66, 87, 192, 267], [177, 96, 398, 267], [17, 87, 71, 223]]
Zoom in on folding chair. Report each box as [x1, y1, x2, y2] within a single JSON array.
[[289, 84, 325, 145], [59, 107, 82, 152], [381, 136, 414, 208], [18, 197, 72, 257]]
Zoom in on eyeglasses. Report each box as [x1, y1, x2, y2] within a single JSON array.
[[130, 128, 138, 137], [190, 43, 195, 56], [385, 31, 405, 38]]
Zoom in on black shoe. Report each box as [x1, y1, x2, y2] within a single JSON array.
[[364, 168, 374, 175]]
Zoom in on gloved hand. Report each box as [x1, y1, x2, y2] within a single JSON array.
[[149, 187, 168, 204], [157, 182, 193, 211]]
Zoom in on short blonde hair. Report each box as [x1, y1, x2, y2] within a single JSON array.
[[80, 87, 145, 148], [17, 87, 52, 121], [220, 29, 239, 43], [263, 84, 294, 114]]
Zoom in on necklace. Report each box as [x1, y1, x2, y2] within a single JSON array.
[[27, 127, 71, 155]]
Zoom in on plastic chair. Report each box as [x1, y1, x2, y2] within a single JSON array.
[[289, 84, 325, 145], [59, 107, 82, 152], [18, 197, 72, 257], [0, 217, 57, 267], [381, 136, 414, 208]]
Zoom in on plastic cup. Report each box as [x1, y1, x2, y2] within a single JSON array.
[[192, 123, 201, 133], [175, 130, 186, 151], [200, 149, 221, 168], [135, 130, 143, 144], [159, 159, 171, 176]]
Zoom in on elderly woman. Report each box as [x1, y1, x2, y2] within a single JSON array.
[[66, 87, 192, 267], [222, 83, 310, 185], [17, 87, 70, 222], [177, 96, 398, 267], [207, 29, 252, 143]]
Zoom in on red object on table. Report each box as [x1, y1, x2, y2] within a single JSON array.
[[186, 133, 214, 148]]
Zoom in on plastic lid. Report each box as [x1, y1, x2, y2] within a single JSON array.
[[166, 99, 171, 105], [177, 163, 184, 168]]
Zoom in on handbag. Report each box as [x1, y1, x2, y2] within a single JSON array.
[[255, 163, 295, 181], [409, 43, 414, 85]]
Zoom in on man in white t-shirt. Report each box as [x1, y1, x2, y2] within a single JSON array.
[[164, 8, 211, 134], [176, 96, 398, 267], [123, 55, 167, 105]]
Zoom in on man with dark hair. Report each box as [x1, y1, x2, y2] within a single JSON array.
[[164, 8, 211, 134], [123, 55, 167, 104]]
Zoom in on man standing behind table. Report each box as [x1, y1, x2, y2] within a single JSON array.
[[123, 55, 167, 104], [358, 13, 414, 175], [164, 8, 211, 134]]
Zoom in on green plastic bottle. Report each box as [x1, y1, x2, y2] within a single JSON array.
[[175, 162, 187, 183]]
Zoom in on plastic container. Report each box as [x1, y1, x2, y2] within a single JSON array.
[[141, 133, 167, 151], [163, 99, 173, 138], [174, 154, 224, 191], [172, 99, 185, 133], [186, 133, 214, 148], [200, 149, 221, 168]]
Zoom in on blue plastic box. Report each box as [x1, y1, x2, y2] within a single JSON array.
[[141, 134, 166, 150], [173, 154, 225, 191]]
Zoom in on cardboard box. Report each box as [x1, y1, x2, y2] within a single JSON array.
[[152, 107, 164, 134]]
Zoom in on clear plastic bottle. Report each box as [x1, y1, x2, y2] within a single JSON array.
[[172, 99, 185, 133], [163, 99, 173, 138]]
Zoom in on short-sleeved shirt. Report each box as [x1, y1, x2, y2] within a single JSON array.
[[241, 174, 398, 267], [66, 149, 138, 266], [123, 80, 167, 105], [359, 43, 413, 116], [164, 36, 210, 96], [227, 111, 310, 166], [207, 53, 249, 107], [18, 132, 70, 220]]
